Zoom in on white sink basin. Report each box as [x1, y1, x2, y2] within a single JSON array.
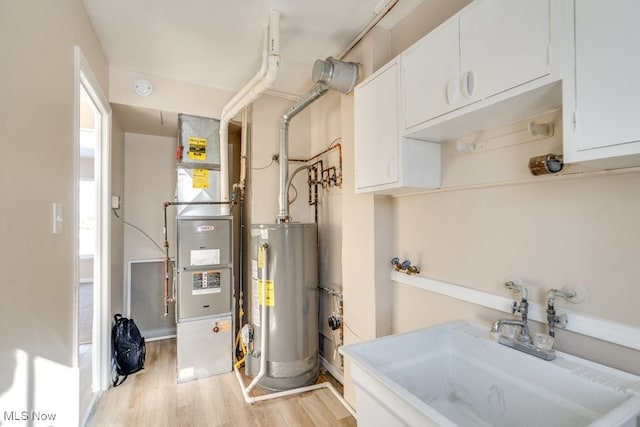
[[340, 321, 640, 427]]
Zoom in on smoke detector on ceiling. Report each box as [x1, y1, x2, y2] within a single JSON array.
[[134, 79, 153, 96]]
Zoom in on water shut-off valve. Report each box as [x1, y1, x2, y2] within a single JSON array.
[[546, 285, 586, 337], [391, 257, 420, 275]]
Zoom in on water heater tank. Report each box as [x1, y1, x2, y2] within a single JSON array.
[[248, 223, 319, 391]]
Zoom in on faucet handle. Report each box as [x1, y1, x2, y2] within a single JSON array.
[[511, 301, 518, 314], [503, 275, 528, 300], [553, 313, 568, 328]]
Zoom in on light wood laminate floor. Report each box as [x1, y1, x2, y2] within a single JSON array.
[[88, 339, 356, 426]]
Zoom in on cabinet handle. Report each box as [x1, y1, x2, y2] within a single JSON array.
[[461, 70, 475, 98], [446, 77, 460, 105]]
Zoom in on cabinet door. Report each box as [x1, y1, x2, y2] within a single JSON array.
[[354, 62, 399, 190], [402, 18, 460, 129], [460, 0, 550, 103], [573, 0, 640, 151]]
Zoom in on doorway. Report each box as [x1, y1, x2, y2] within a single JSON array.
[[78, 84, 98, 419], [74, 46, 112, 425]]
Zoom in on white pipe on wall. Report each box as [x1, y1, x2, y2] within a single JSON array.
[[220, 11, 280, 213], [335, 0, 399, 60], [242, 243, 269, 395]]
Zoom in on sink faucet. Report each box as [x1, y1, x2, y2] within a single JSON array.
[[490, 279, 556, 361]]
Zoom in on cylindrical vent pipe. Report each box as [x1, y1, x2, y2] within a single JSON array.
[[277, 58, 358, 222], [312, 57, 359, 95]]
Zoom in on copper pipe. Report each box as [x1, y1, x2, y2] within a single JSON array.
[[289, 141, 343, 187]]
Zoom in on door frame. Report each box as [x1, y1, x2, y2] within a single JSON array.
[[73, 46, 112, 397]]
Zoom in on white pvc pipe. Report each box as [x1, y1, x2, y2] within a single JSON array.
[[335, 0, 399, 61], [233, 368, 357, 419], [242, 243, 269, 395], [219, 11, 280, 214]]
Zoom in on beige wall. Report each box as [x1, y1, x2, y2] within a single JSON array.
[[111, 115, 126, 315], [0, 0, 109, 424], [308, 91, 346, 372], [390, 113, 640, 375], [110, 69, 237, 120], [124, 133, 177, 266], [248, 94, 313, 225]]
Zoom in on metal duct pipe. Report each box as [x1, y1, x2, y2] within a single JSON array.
[[278, 84, 327, 222], [277, 58, 358, 223]]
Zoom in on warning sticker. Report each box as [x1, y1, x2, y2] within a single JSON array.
[[258, 245, 267, 269], [258, 279, 275, 307], [192, 168, 209, 188], [192, 271, 221, 295], [190, 248, 220, 266], [188, 137, 207, 161], [251, 279, 260, 326]]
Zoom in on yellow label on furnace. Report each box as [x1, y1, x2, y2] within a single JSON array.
[[188, 137, 207, 160], [258, 279, 274, 307], [257, 246, 265, 269], [192, 168, 209, 189]]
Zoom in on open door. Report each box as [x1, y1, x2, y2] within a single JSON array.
[[74, 46, 112, 425]]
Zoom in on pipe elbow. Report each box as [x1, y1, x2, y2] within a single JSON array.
[[249, 63, 279, 98]]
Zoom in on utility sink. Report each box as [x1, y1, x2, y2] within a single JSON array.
[[340, 321, 640, 427]]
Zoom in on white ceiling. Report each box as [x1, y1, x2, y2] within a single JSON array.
[[82, 0, 422, 98]]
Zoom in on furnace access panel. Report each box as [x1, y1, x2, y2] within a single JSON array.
[[176, 216, 232, 320]]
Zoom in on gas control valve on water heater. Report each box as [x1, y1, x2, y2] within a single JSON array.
[[247, 223, 319, 391]]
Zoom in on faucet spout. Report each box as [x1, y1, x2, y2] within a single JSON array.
[[491, 318, 531, 344], [491, 318, 525, 334]]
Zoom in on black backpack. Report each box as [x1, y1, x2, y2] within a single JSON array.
[[111, 313, 146, 386]]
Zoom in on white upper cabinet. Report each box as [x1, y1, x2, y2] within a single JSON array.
[[459, 0, 550, 103], [402, 0, 557, 140], [563, 0, 640, 167], [403, 18, 460, 129], [355, 60, 400, 190], [354, 59, 441, 194]]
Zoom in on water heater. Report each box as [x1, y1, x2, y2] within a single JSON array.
[[247, 223, 319, 391]]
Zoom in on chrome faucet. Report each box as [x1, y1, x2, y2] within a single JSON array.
[[491, 279, 556, 361]]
